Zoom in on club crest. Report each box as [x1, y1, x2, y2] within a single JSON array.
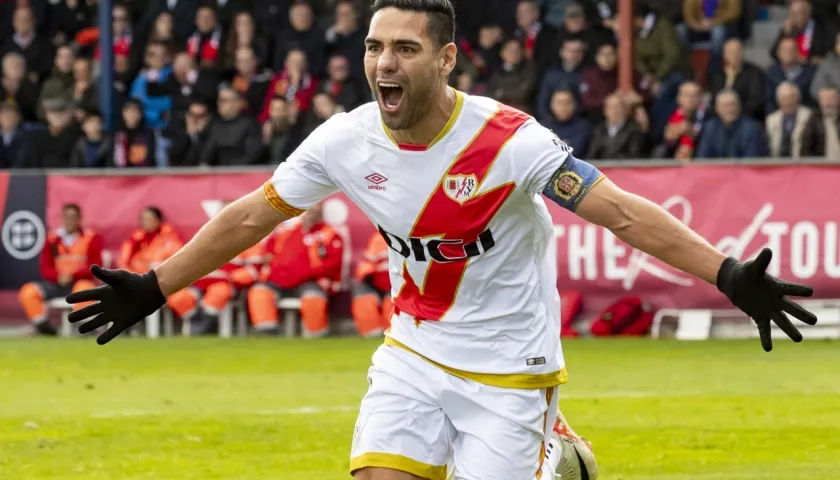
[[443, 174, 478, 203]]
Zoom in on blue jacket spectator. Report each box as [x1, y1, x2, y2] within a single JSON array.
[[696, 91, 768, 158], [540, 89, 591, 154], [765, 37, 815, 113], [129, 42, 174, 130], [536, 38, 585, 122]]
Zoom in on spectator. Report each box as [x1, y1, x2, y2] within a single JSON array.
[[17, 203, 102, 336], [169, 99, 214, 166], [800, 86, 840, 158], [534, 0, 578, 30], [113, 44, 134, 99], [273, 1, 325, 76], [555, 2, 614, 66], [695, 90, 767, 159], [0, 102, 25, 169], [766, 82, 811, 158], [247, 203, 344, 336], [76, 4, 135, 72], [318, 55, 368, 113], [201, 86, 263, 165], [632, 3, 690, 136], [659, 80, 708, 160], [262, 97, 300, 163], [486, 38, 538, 114], [541, 89, 591, 154], [139, 0, 198, 40], [470, 25, 504, 84], [141, 11, 182, 52], [580, 43, 649, 123], [252, 0, 293, 44], [709, 38, 765, 120], [71, 110, 114, 167], [766, 37, 815, 114], [186, 5, 224, 72], [25, 97, 82, 168], [37, 45, 76, 120], [117, 206, 184, 273], [0, 7, 54, 83], [537, 38, 585, 122], [0, 52, 40, 122], [50, 0, 98, 47], [587, 93, 646, 159], [113, 99, 157, 168], [129, 41, 174, 130], [204, 0, 252, 31], [222, 12, 269, 76], [770, 0, 832, 66], [352, 230, 392, 337], [325, 0, 366, 80], [810, 33, 840, 100], [165, 52, 219, 126], [450, 49, 480, 94], [302, 92, 341, 138], [229, 46, 272, 118], [513, 0, 560, 75], [677, 0, 741, 75], [262, 48, 318, 122], [71, 57, 99, 114]]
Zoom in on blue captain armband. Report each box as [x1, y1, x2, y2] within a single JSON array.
[[541, 155, 605, 212]]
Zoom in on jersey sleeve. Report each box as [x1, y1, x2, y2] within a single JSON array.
[[263, 114, 344, 217], [511, 120, 605, 213]]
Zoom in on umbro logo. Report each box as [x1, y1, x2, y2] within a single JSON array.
[[365, 173, 387, 191]]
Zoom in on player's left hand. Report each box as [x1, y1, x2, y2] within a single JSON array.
[[716, 248, 818, 352]]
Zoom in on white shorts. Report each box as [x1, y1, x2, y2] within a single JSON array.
[[349, 344, 559, 480]]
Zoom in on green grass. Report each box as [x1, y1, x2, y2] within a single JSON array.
[[0, 337, 838, 479]]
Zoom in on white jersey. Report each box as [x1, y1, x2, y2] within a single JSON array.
[[266, 90, 584, 389]]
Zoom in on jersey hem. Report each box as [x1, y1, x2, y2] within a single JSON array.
[[383, 335, 568, 389], [349, 453, 447, 480]]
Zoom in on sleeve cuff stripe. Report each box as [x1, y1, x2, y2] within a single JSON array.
[[263, 181, 306, 217]]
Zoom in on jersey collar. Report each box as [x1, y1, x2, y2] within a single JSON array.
[[382, 88, 464, 152]]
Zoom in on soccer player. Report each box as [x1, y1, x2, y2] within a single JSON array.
[[66, 1, 817, 479]]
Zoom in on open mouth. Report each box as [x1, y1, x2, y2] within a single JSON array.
[[377, 82, 404, 112]]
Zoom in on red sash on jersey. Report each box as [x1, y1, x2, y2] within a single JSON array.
[[796, 20, 814, 59]]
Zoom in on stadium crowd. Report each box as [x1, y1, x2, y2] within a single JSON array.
[[1, 0, 840, 169]]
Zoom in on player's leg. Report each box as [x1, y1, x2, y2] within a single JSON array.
[[247, 282, 281, 334], [351, 345, 454, 480], [445, 379, 558, 480], [351, 281, 387, 337], [545, 408, 598, 480], [69, 280, 96, 311], [167, 287, 200, 321], [18, 281, 71, 335], [298, 281, 329, 337]]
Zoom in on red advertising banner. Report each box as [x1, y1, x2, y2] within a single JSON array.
[[46, 165, 840, 314]]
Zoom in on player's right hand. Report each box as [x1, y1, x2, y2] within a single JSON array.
[[716, 248, 818, 352], [65, 265, 167, 345]]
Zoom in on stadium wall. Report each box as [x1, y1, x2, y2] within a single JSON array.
[[1, 160, 839, 325]]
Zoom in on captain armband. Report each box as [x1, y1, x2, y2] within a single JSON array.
[[541, 156, 605, 213]]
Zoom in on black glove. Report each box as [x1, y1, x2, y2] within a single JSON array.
[[65, 265, 167, 345], [716, 248, 818, 352]]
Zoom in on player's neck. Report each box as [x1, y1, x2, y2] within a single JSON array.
[[389, 87, 458, 147]]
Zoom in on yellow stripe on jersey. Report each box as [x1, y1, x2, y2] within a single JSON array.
[[262, 180, 305, 217], [384, 336, 568, 389], [350, 452, 447, 480]]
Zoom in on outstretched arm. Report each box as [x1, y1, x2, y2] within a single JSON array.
[[154, 186, 291, 296], [574, 177, 726, 284]]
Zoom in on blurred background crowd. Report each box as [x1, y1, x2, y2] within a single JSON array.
[[2, 0, 840, 170]]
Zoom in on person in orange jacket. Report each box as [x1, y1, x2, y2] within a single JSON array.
[[351, 230, 392, 337], [118, 206, 183, 274], [247, 202, 344, 336], [167, 236, 265, 335], [18, 204, 103, 335]]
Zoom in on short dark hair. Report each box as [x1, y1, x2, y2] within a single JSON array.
[[370, 0, 455, 48], [63, 203, 81, 215]]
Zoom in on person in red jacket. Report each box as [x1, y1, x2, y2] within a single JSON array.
[[351, 230, 392, 337], [247, 202, 343, 336], [18, 204, 103, 335]]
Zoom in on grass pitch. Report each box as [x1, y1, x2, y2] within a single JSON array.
[[0, 337, 838, 479]]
